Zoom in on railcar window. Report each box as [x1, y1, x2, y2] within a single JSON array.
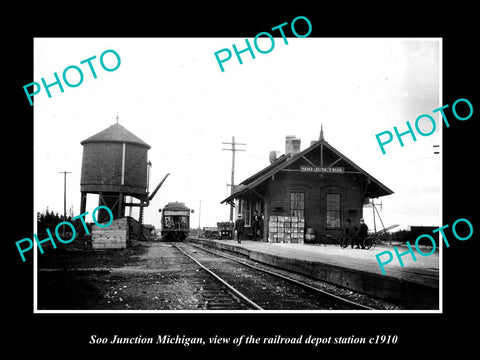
[[163, 215, 189, 229]]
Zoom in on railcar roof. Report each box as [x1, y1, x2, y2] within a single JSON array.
[[163, 201, 190, 211]]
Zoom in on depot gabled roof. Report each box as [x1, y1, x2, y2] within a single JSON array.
[[221, 138, 393, 205], [81, 123, 151, 149]]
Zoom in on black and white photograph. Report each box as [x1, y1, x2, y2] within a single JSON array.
[[7, 6, 478, 357], [32, 37, 441, 312]]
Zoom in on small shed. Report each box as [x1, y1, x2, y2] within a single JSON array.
[[221, 130, 393, 242]]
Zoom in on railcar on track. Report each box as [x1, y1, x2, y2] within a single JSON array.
[[160, 202, 193, 241]]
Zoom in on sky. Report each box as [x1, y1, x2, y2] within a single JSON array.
[[33, 37, 441, 232]]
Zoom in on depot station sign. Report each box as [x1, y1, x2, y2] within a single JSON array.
[[299, 165, 345, 174]]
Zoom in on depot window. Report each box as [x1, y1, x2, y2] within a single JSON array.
[[326, 193, 341, 228], [290, 192, 305, 218], [241, 199, 251, 227]]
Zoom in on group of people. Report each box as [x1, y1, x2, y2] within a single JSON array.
[[342, 218, 369, 249], [234, 211, 263, 244], [234, 212, 368, 248]]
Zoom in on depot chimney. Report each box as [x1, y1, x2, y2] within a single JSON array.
[[285, 135, 301, 155]]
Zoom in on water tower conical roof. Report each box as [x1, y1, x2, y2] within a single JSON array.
[[81, 123, 151, 149]]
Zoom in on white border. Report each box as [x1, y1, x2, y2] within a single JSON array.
[[33, 37, 443, 315]]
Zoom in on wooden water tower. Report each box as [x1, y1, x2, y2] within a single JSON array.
[[79, 121, 152, 224]]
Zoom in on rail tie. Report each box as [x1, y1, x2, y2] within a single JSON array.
[[169, 242, 264, 310]]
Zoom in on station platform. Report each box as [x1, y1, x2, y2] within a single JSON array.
[[189, 238, 440, 309]]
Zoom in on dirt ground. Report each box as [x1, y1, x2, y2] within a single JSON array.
[[37, 241, 212, 310], [37, 240, 405, 311]]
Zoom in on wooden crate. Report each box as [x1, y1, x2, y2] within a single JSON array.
[[91, 217, 129, 249]]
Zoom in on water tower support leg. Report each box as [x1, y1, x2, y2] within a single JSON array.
[[79, 192, 88, 237], [118, 193, 124, 218], [80, 192, 87, 214]]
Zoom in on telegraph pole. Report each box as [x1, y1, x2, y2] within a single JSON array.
[[59, 171, 72, 236], [222, 136, 246, 222]]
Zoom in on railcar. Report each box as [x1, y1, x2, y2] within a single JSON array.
[[160, 202, 193, 241]]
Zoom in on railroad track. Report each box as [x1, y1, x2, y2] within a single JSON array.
[[170, 241, 373, 311], [170, 242, 262, 310]]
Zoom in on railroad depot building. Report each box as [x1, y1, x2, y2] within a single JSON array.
[[221, 130, 393, 243]]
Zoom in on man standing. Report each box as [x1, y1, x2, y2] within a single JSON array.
[[252, 211, 261, 241], [356, 218, 368, 249], [259, 213, 264, 241], [345, 218, 357, 249], [235, 214, 245, 244]]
